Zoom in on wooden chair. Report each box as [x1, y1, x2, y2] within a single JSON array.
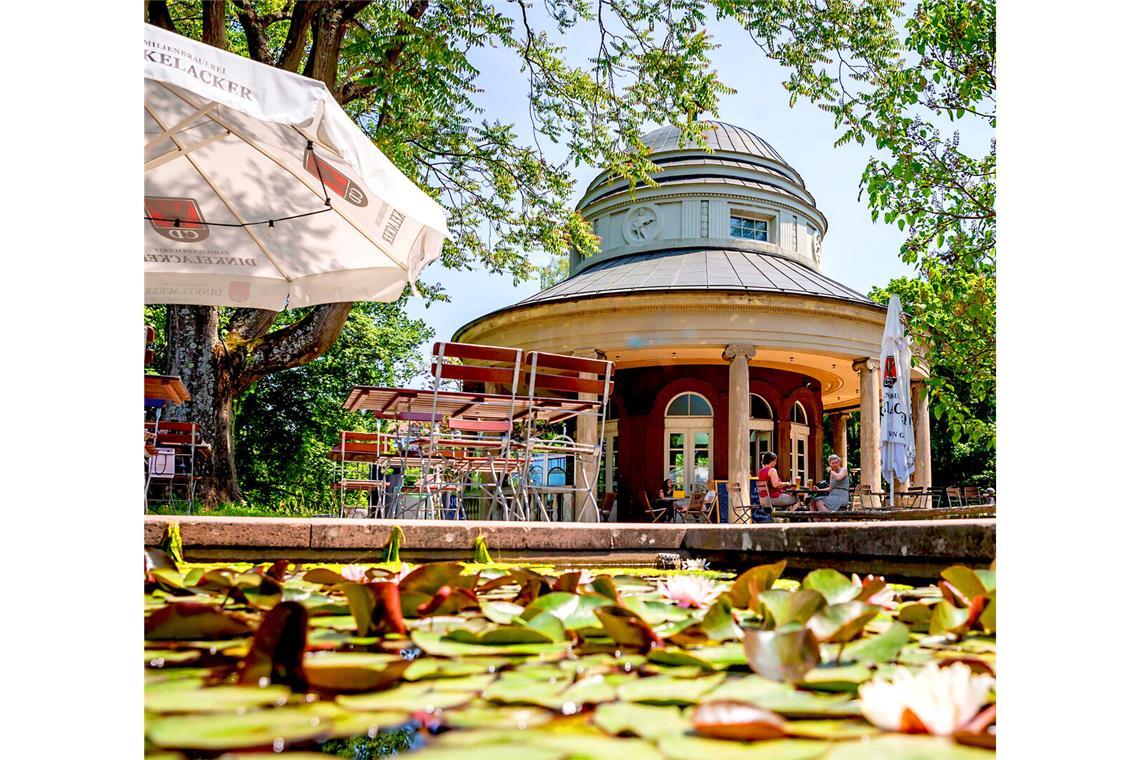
[[945, 486, 964, 508], [638, 491, 668, 523], [726, 482, 749, 524], [855, 483, 884, 510], [678, 491, 713, 523], [963, 486, 983, 505], [599, 491, 617, 522]]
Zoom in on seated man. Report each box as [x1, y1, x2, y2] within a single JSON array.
[[756, 451, 800, 510]]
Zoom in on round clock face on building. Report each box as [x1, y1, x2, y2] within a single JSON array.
[[623, 204, 660, 243]]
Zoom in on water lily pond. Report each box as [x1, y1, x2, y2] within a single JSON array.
[[144, 542, 997, 759]]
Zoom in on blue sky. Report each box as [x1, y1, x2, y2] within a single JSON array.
[[404, 13, 987, 371]]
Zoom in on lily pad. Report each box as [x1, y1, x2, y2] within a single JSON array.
[[801, 569, 860, 605], [657, 736, 828, 760], [798, 664, 873, 692], [700, 595, 741, 642], [822, 734, 996, 759], [146, 708, 324, 750], [783, 720, 880, 740], [144, 685, 291, 714], [805, 602, 878, 644], [756, 590, 827, 628], [445, 705, 554, 730], [743, 627, 821, 682], [145, 604, 252, 641], [336, 681, 480, 712], [412, 630, 570, 657], [841, 622, 909, 664], [593, 702, 689, 739], [616, 673, 726, 704], [302, 651, 410, 692], [727, 561, 787, 608]]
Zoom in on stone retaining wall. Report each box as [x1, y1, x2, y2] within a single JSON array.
[[145, 517, 994, 577]]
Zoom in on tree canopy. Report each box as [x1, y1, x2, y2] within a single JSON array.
[[721, 0, 996, 449]]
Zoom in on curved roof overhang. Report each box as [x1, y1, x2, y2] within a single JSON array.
[[455, 287, 916, 412]]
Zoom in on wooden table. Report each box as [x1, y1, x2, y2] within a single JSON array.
[[773, 504, 996, 522], [145, 374, 190, 405]]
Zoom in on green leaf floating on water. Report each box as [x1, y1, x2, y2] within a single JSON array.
[[146, 707, 326, 750], [336, 680, 482, 712], [798, 664, 873, 692], [841, 622, 909, 664], [801, 570, 861, 606], [805, 602, 878, 644], [412, 630, 570, 657], [656, 736, 829, 760], [701, 594, 742, 642], [145, 603, 252, 641], [822, 734, 996, 759], [593, 702, 689, 739], [445, 705, 554, 730], [757, 589, 827, 628], [434, 729, 667, 760], [302, 651, 410, 692], [726, 561, 787, 608], [743, 627, 821, 682], [144, 684, 291, 714], [783, 720, 880, 740], [615, 673, 726, 704]]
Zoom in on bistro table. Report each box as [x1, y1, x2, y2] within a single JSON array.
[[655, 496, 688, 523]]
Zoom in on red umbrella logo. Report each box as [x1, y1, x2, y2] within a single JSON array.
[[883, 355, 898, 388]]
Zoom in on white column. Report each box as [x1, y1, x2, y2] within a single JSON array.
[[852, 359, 882, 497], [911, 379, 933, 493], [573, 349, 605, 522], [723, 344, 756, 503]]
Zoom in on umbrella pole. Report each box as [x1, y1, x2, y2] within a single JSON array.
[[889, 478, 894, 509]]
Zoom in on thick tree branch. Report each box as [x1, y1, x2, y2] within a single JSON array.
[[243, 303, 354, 382], [278, 1, 316, 71], [146, 1, 176, 31], [227, 308, 279, 344], [304, 1, 372, 91], [202, 0, 228, 49], [233, 0, 271, 63]]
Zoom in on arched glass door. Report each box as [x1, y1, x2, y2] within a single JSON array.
[[663, 393, 713, 494], [748, 394, 776, 475]]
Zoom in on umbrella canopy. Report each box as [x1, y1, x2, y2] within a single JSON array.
[[879, 294, 916, 492], [143, 24, 449, 310]]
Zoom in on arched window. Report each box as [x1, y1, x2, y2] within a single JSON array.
[[666, 392, 713, 417], [791, 401, 808, 425], [750, 394, 774, 420]]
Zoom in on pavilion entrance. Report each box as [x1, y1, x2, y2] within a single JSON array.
[[663, 392, 713, 494]]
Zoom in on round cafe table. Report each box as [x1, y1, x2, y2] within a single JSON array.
[[655, 496, 688, 523]]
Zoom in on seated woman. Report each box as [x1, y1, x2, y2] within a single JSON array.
[[657, 478, 675, 500], [756, 452, 800, 510], [810, 454, 850, 512]]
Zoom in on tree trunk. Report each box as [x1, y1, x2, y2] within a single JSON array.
[[164, 305, 244, 505], [151, 2, 378, 507]]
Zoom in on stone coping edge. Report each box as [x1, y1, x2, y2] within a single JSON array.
[[144, 516, 995, 561]]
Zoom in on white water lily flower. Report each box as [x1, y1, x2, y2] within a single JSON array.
[[859, 662, 995, 736], [340, 564, 368, 582], [576, 569, 595, 587], [683, 558, 711, 571], [852, 573, 898, 610], [657, 575, 723, 609]]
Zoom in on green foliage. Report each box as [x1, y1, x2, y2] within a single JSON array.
[[319, 727, 416, 758], [473, 534, 494, 564], [382, 525, 406, 564], [161, 522, 184, 565], [233, 301, 432, 512], [721, 0, 996, 450]]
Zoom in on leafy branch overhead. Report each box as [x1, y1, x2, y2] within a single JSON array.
[[719, 0, 996, 447]]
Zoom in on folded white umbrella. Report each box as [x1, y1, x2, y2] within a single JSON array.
[[143, 24, 449, 310], [879, 294, 916, 506]]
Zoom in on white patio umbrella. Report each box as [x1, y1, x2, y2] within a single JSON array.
[[879, 294, 916, 507], [143, 24, 449, 310]]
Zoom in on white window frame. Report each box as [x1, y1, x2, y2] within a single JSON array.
[[729, 207, 777, 244], [599, 419, 618, 496], [748, 394, 775, 475], [663, 393, 714, 494]]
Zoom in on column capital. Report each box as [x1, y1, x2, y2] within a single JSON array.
[[852, 357, 880, 374], [834, 411, 851, 421], [723, 343, 756, 362]]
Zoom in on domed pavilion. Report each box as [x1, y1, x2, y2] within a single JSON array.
[[456, 121, 933, 520]]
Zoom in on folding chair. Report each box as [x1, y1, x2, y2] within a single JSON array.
[[599, 491, 617, 522], [855, 483, 884, 510], [145, 421, 201, 511], [945, 486, 964, 508], [427, 342, 525, 520], [963, 486, 983, 506], [330, 431, 393, 518], [725, 482, 750, 524], [753, 480, 776, 523], [638, 491, 669, 523], [521, 350, 614, 522]]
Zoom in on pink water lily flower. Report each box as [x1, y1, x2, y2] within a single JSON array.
[[859, 662, 995, 736], [852, 573, 898, 610], [341, 564, 369, 582], [657, 575, 722, 609]]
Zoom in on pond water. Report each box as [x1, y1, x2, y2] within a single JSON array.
[[144, 543, 996, 759]]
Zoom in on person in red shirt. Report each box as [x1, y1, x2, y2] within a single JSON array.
[[756, 451, 800, 509]]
